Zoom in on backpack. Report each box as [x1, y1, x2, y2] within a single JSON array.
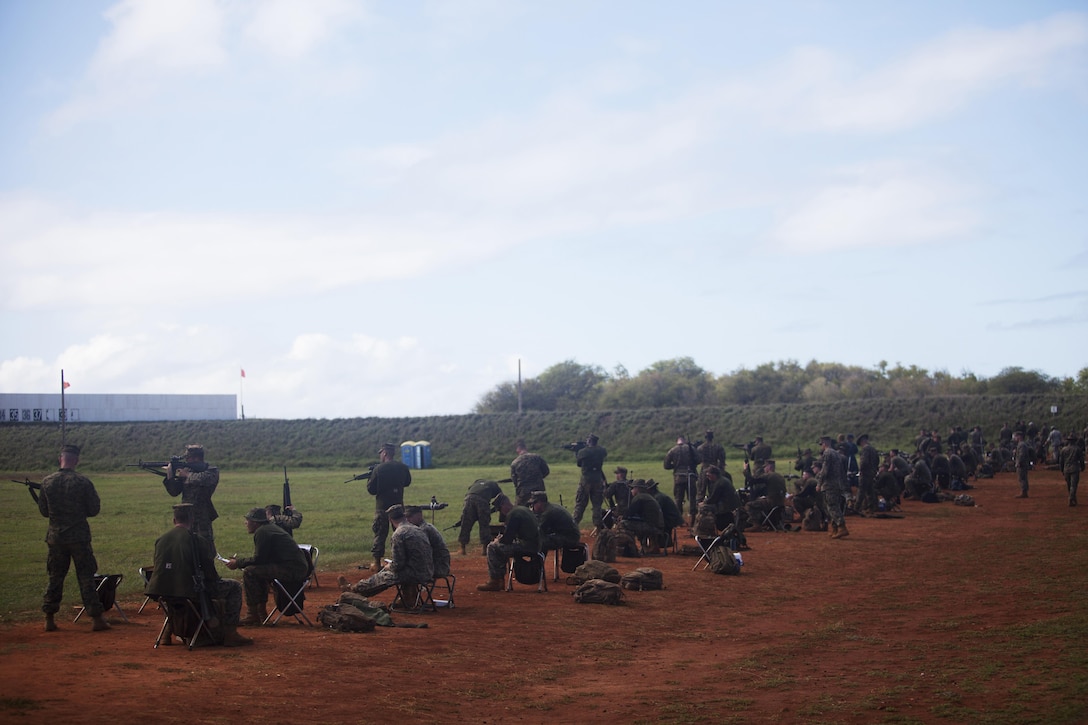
[[802, 507, 826, 532], [620, 567, 664, 591], [613, 530, 641, 558], [567, 560, 621, 585], [317, 603, 377, 633], [692, 506, 718, 537], [592, 529, 617, 562], [954, 494, 975, 507], [571, 579, 625, 605], [335, 592, 393, 627], [707, 545, 741, 575]]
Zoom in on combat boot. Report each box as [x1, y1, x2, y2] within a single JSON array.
[[239, 605, 263, 627], [338, 575, 353, 592], [459, 542, 467, 556], [833, 524, 850, 539], [476, 578, 503, 592], [91, 614, 111, 631], [829, 523, 839, 539], [221, 626, 254, 647], [44, 613, 57, 632]]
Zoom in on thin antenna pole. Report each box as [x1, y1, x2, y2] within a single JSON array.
[[60, 369, 66, 446], [517, 359, 523, 414]]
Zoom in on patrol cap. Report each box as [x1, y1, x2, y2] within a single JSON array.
[[403, 505, 423, 517], [586, 434, 599, 445], [245, 507, 268, 522], [379, 442, 396, 454], [172, 502, 194, 512], [61, 444, 81, 455], [385, 504, 406, 520], [528, 490, 548, 505], [817, 435, 833, 445], [614, 466, 627, 476], [857, 434, 870, 444], [184, 444, 205, 458], [705, 465, 721, 477], [629, 478, 648, 490]]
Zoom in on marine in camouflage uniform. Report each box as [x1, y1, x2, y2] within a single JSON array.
[[478, 495, 541, 590], [621, 481, 665, 551], [750, 437, 773, 476], [696, 431, 726, 508], [406, 505, 451, 578], [573, 435, 607, 529], [37, 445, 110, 632], [664, 436, 699, 518], [345, 506, 435, 596], [1014, 432, 1032, 498], [1058, 436, 1084, 507], [458, 479, 503, 553], [367, 443, 412, 568], [904, 456, 933, 499], [510, 440, 550, 506], [266, 504, 303, 538], [163, 444, 220, 546], [816, 436, 849, 538], [604, 466, 631, 526], [743, 460, 788, 530], [856, 434, 881, 514]]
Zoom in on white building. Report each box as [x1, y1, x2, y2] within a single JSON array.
[[0, 394, 237, 423]]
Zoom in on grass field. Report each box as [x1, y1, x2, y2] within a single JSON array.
[[0, 461, 668, 618]]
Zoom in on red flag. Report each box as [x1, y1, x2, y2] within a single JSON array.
[[240, 368, 246, 378], [62, 381, 71, 389]]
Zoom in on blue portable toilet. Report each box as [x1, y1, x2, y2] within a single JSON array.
[[400, 441, 416, 468], [416, 440, 432, 469]]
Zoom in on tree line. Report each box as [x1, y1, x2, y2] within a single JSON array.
[[473, 358, 1086, 413]]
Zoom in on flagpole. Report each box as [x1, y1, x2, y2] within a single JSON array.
[[60, 369, 67, 446], [240, 368, 246, 420]]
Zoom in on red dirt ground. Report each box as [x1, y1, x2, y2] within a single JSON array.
[[1, 468, 1084, 724]]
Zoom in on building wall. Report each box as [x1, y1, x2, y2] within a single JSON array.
[[0, 394, 237, 423]]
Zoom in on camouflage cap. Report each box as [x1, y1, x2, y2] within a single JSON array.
[[184, 444, 205, 458], [857, 434, 870, 444], [385, 504, 406, 520], [61, 444, 81, 455], [244, 507, 268, 522], [403, 505, 423, 517], [528, 490, 548, 505], [172, 502, 194, 511], [614, 466, 627, 475]]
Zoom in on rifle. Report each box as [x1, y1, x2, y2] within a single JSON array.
[[344, 463, 378, 483], [282, 466, 292, 510], [9, 478, 41, 503], [127, 457, 209, 478], [189, 531, 214, 627], [496, 478, 513, 484], [732, 444, 750, 464]]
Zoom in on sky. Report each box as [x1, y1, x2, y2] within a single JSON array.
[[1, 0, 1086, 419]]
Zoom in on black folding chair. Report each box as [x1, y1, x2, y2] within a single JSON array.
[[264, 578, 314, 627], [74, 573, 129, 624], [552, 543, 589, 582], [507, 552, 547, 592], [154, 596, 216, 650]]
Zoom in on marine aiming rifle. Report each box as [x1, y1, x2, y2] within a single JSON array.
[[561, 441, 587, 453], [127, 457, 209, 478], [732, 443, 751, 464], [344, 463, 378, 483], [9, 478, 41, 503]]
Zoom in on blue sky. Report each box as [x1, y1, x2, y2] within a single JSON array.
[[1, 0, 1085, 418]]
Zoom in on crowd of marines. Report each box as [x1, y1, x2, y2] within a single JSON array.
[[29, 421, 1085, 641]]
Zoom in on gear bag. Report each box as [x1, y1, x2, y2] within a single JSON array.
[[572, 579, 625, 605]]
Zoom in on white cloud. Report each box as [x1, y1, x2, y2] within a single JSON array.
[[241, 0, 367, 60], [771, 162, 982, 253]]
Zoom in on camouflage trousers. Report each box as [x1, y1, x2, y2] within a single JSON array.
[[371, 511, 390, 562], [42, 541, 101, 616], [1017, 467, 1030, 495], [857, 475, 877, 513], [208, 579, 243, 626], [458, 494, 492, 546], [821, 487, 847, 527], [349, 568, 399, 597], [673, 471, 696, 517], [241, 564, 292, 607], [1064, 470, 1079, 503], [572, 477, 604, 528], [193, 517, 215, 549]]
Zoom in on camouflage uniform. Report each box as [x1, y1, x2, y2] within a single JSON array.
[[485, 505, 540, 580], [459, 479, 502, 548], [350, 522, 434, 596], [1015, 439, 1032, 496], [696, 439, 726, 505], [857, 443, 881, 513], [664, 442, 699, 517], [621, 492, 664, 543], [269, 507, 303, 538], [163, 465, 219, 545], [604, 477, 631, 522], [1059, 440, 1084, 506], [905, 458, 933, 499], [415, 520, 451, 578], [536, 503, 581, 552], [573, 444, 607, 528], [367, 459, 412, 561], [38, 467, 103, 617], [510, 452, 550, 506], [743, 469, 787, 529], [750, 441, 773, 475], [236, 522, 309, 608], [816, 446, 847, 528]]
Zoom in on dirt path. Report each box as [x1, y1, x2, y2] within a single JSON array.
[[2, 468, 1085, 724]]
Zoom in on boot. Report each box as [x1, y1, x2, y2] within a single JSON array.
[[833, 524, 850, 539], [239, 604, 264, 627], [91, 614, 111, 631], [368, 560, 382, 572], [221, 626, 254, 647], [158, 620, 175, 645], [459, 542, 467, 556], [338, 575, 353, 592], [829, 523, 839, 539], [44, 613, 57, 632], [476, 578, 503, 592]]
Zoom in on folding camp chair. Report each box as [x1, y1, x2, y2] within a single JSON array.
[[758, 504, 785, 531], [692, 524, 738, 571], [391, 580, 437, 614], [137, 566, 156, 613], [264, 578, 314, 626], [553, 543, 589, 582], [431, 574, 456, 609], [297, 544, 320, 588], [74, 573, 129, 624], [154, 596, 216, 650], [507, 552, 547, 592]]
